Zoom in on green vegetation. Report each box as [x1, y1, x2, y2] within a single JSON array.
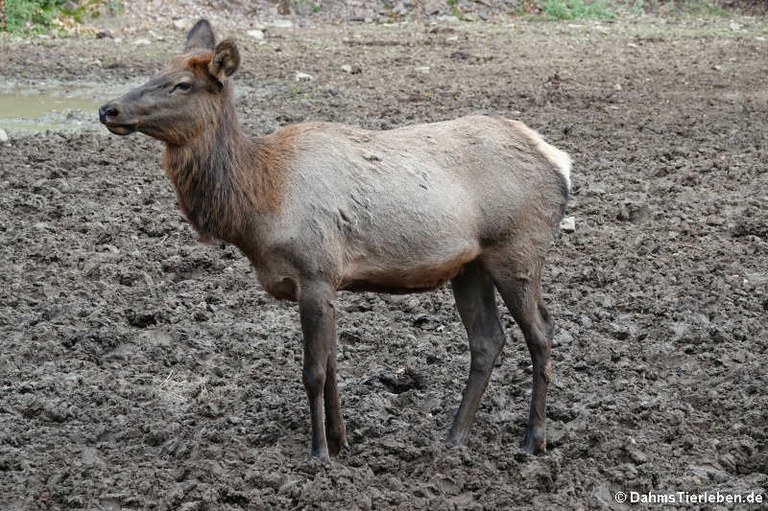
[[288, 0, 322, 16], [446, 0, 462, 18], [4, 0, 61, 32], [676, 0, 731, 17], [1, 0, 122, 34], [519, 0, 744, 20], [607, 0, 733, 17], [539, 0, 615, 20]]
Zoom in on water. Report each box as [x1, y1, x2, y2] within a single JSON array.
[[0, 80, 259, 135], [0, 82, 128, 134]]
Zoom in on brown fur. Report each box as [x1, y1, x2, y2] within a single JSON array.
[[161, 121, 293, 242], [254, 124, 315, 211], [173, 50, 215, 69], [153, 59, 297, 242]]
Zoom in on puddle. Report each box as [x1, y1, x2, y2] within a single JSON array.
[[0, 81, 264, 136], [0, 81, 135, 134]]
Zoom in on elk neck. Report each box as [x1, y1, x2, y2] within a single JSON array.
[[162, 85, 286, 245]]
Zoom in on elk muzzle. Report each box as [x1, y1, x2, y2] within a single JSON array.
[[99, 103, 138, 135]]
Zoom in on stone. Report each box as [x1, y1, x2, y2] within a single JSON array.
[[560, 216, 576, 232], [295, 72, 314, 82]]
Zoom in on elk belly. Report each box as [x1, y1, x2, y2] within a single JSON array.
[[339, 246, 480, 294]]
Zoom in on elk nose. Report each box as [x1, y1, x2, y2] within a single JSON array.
[[98, 104, 119, 124]]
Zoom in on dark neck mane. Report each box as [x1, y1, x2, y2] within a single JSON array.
[[162, 87, 282, 243]]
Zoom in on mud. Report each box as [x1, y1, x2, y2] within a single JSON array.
[[1, 15, 767, 511]]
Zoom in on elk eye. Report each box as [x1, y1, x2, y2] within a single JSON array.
[[172, 82, 192, 93]]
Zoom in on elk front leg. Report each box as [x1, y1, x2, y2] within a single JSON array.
[[298, 280, 345, 460], [448, 260, 506, 446], [323, 345, 348, 456]]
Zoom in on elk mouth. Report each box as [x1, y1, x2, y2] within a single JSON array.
[[104, 122, 138, 136]]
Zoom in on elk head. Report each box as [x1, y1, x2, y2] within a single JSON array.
[[98, 20, 240, 146]]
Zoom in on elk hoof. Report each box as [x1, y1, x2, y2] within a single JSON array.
[[522, 427, 547, 454], [311, 446, 331, 462], [446, 425, 469, 448], [328, 438, 350, 457]]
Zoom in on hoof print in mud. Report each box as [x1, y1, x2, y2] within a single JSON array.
[[126, 309, 159, 328]]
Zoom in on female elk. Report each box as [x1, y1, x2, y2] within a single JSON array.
[[99, 20, 571, 460]]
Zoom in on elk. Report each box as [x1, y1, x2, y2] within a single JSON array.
[[99, 20, 571, 460]]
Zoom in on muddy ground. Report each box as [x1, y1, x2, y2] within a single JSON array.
[[1, 13, 767, 511]]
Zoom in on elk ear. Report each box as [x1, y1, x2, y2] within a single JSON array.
[[209, 39, 240, 82], [185, 19, 215, 52]]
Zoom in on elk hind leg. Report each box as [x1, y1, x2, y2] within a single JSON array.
[[490, 260, 554, 454]]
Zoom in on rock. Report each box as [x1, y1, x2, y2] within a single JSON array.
[[132, 38, 151, 46], [247, 29, 265, 40], [415, 66, 431, 74], [341, 64, 362, 74], [626, 447, 648, 465], [0, 128, 9, 145], [268, 19, 294, 29], [560, 216, 576, 232], [95, 30, 113, 39], [172, 19, 190, 31], [423, 0, 443, 15], [295, 72, 314, 82]]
